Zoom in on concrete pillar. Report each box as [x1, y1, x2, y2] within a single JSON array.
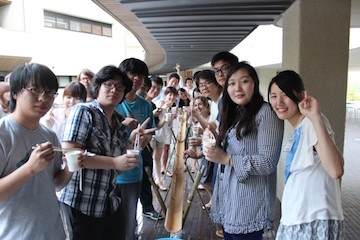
[[278, 0, 351, 198]]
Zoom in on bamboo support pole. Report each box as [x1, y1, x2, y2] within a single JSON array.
[[144, 166, 167, 217], [164, 111, 187, 233], [182, 165, 206, 224]]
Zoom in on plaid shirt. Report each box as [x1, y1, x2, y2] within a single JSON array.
[[59, 100, 127, 218]]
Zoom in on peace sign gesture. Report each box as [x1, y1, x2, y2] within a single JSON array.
[[298, 90, 320, 120], [128, 117, 157, 148]]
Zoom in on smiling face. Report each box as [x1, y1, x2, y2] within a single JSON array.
[[147, 82, 162, 100], [198, 78, 218, 100], [63, 95, 82, 115], [178, 90, 187, 100], [227, 68, 254, 107], [194, 98, 209, 117], [167, 77, 179, 88], [164, 92, 177, 106], [269, 83, 302, 125], [185, 79, 193, 89]]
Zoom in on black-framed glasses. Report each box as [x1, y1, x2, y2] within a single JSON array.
[[199, 81, 213, 89], [102, 81, 126, 91], [25, 87, 58, 98], [214, 65, 231, 76]]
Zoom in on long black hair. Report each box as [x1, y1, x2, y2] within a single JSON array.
[[218, 61, 264, 144]]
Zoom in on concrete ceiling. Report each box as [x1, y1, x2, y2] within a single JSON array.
[[94, 0, 295, 75], [94, 0, 360, 75]]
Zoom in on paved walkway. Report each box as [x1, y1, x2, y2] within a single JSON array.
[[342, 118, 360, 239]]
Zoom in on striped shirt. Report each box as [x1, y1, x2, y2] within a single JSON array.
[[59, 100, 127, 218], [210, 102, 284, 234]]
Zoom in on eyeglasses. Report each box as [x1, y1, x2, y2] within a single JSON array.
[[199, 81, 213, 89], [80, 77, 92, 83], [214, 65, 231, 76], [25, 87, 58, 98], [102, 81, 126, 91]]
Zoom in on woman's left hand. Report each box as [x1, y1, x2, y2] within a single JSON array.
[[298, 90, 321, 120], [202, 144, 229, 164]]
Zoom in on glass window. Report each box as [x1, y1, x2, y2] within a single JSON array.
[[92, 25, 102, 35], [70, 21, 81, 31], [56, 18, 69, 29], [103, 26, 112, 37], [81, 23, 91, 33], [58, 76, 71, 88], [44, 10, 112, 37], [44, 15, 56, 28]]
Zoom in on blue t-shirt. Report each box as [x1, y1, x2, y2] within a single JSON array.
[[115, 95, 155, 184]]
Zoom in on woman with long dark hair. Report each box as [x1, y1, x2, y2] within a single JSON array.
[[203, 62, 284, 239]]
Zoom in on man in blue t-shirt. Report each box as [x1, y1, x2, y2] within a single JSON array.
[[115, 58, 155, 240]]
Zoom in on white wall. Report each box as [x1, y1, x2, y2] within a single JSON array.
[[0, 0, 144, 76]]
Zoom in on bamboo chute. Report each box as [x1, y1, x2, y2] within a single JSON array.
[[164, 111, 187, 233]]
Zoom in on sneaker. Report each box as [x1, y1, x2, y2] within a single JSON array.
[[142, 210, 164, 220]]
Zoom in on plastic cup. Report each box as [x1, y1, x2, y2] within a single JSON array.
[[203, 137, 216, 148], [65, 150, 82, 172], [165, 112, 172, 122], [127, 149, 140, 155]]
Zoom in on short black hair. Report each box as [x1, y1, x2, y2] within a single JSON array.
[[144, 76, 151, 89], [168, 73, 180, 81], [193, 70, 201, 88], [150, 76, 164, 86], [90, 65, 132, 103], [118, 58, 149, 77], [9, 63, 58, 112], [197, 70, 221, 88], [211, 52, 239, 67]]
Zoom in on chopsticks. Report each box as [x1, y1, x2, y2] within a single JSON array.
[[32, 146, 77, 152]]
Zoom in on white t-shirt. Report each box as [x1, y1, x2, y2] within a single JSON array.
[[153, 100, 173, 144], [209, 93, 222, 123], [40, 108, 66, 141], [280, 116, 344, 225]]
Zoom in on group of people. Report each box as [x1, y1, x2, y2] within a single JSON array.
[[0, 51, 345, 240]]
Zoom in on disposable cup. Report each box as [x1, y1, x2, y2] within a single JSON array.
[[165, 112, 172, 122], [127, 149, 140, 155], [203, 137, 216, 147], [65, 150, 82, 172]]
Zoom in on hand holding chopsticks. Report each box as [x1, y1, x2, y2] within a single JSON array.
[[128, 117, 157, 149]]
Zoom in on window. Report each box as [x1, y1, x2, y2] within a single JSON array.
[[44, 10, 112, 37]]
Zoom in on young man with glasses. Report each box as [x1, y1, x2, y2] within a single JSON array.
[[115, 58, 156, 240], [0, 63, 72, 240], [211, 52, 239, 87], [208, 52, 238, 239], [59, 65, 145, 239]]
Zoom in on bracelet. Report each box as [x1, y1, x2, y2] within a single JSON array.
[[228, 155, 233, 167]]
